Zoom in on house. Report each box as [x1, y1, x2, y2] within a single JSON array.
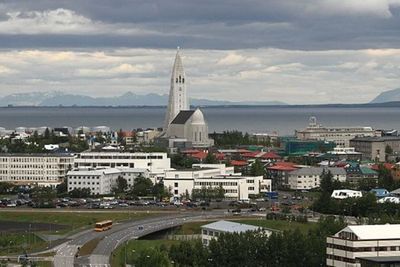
[[201, 220, 270, 246], [327, 224, 400, 267]]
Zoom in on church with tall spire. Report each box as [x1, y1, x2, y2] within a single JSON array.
[[161, 48, 213, 149], [164, 47, 189, 129]]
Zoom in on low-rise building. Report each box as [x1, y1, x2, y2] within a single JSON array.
[[201, 220, 269, 246], [0, 154, 74, 187], [326, 224, 400, 267], [287, 167, 346, 190], [67, 167, 149, 195], [345, 163, 378, 185], [163, 164, 271, 200], [74, 152, 171, 181], [350, 136, 400, 162]]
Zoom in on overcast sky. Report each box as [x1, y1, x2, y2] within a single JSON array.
[[1, 0, 400, 104]]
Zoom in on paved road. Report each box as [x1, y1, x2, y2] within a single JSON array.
[[76, 211, 229, 267], [53, 214, 180, 267], [50, 211, 228, 267]]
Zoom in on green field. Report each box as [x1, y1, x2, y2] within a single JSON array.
[[0, 232, 46, 255], [111, 239, 179, 267], [0, 211, 155, 234], [0, 211, 157, 255]]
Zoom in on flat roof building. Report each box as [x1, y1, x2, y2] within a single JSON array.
[[0, 153, 74, 187], [201, 220, 270, 246], [327, 224, 400, 267]]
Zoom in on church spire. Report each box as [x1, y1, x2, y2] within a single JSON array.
[[164, 48, 189, 130]]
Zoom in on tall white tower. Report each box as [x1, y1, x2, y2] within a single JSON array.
[[164, 47, 189, 130]]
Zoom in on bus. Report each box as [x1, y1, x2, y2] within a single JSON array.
[[94, 220, 113, 232]]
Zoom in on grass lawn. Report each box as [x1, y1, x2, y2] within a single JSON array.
[[176, 218, 317, 235], [0, 232, 46, 255], [0, 211, 155, 235], [111, 239, 179, 267]]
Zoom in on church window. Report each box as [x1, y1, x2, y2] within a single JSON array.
[[194, 132, 197, 141], [176, 78, 178, 83], [199, 132, 202, 141], [179, 76, 182, 83], [182, 78, 185, 83]]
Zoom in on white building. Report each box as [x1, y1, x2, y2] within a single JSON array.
[[201, 220, 269, 246], [288, 167, 346, 190], [163, 164, 271, 200], [162, 49, 213, 148], [67, 167, 149, 195], [164, 47, 189, 130], [296, 116, 377, 148], [0, 154, 74, 187], [327, 224, 400, 267], [74, 152, 171, 181]]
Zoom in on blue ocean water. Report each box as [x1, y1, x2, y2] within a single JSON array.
[[0, 106, 399, 135]]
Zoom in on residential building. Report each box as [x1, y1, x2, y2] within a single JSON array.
[[266, 162, 298, 189], [0, 154, 74, 187], [287, 167, 346, 190], [326, 224, 400, 267], [136, 129, 162, 144], [345, 162, 378, 184], [74, 152, 171, 180], [296, 116, 376, 148], [201, 220, 269, 246], [163, 164, 271, 200], [67, 167, 149, 195], [350, 136, 400, 162]]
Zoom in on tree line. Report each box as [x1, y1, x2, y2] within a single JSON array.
[[126, 216, 345, 267]]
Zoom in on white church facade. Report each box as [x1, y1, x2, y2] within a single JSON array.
[[161, 48, 213, 149]]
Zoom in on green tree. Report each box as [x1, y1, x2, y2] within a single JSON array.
[[135, 247, 171, 267], [250, 159, 265, 176], [113, 176, 128, 194], [56, 179, 68, 196], [131, 176, 153, 197], [205, 152, 217, 164], [69, 188, 91, 198]]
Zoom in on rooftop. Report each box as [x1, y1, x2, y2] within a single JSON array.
[[336, 224, 400, 240], [171, 110, 195, 124], [201, 220, 260, 234]]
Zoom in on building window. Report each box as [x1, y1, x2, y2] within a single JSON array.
[[174, 182, 178, 187]]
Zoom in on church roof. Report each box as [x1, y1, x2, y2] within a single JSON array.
[[171, 110, 195, 124]]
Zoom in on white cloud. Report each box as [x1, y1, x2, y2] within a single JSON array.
[[216, 52, 260, 66], [0, 48, 399, 104], [0, 8, 156, 35], [76, 63, 155, 77]]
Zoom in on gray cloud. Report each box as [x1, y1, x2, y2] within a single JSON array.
[[0, 1, 399, 104], [0, 1, 399, 50]]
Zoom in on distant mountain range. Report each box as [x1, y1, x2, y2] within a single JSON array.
[[0, 91, 287, 107], [370, 88, 400, 103]]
